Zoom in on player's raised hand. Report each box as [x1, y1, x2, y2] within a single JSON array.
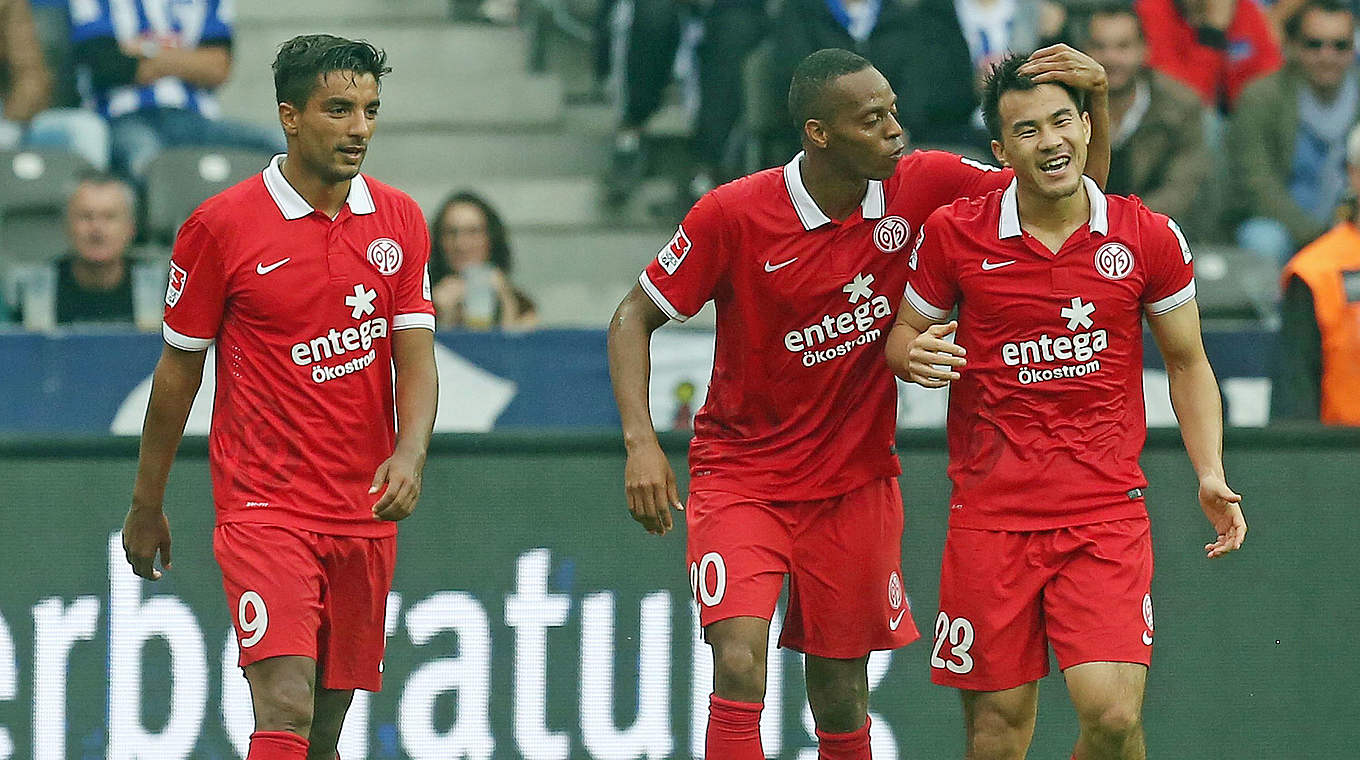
[[122, 505, 173, 580], [1018, 44, 1108, 96], [624, 440, 683, 536], [370, 448, 425, 521], [1198, 474, 1246, 559], [904, 320, 967, 388]]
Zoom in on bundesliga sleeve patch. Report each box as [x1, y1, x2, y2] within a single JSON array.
[[422, 265, 432, 301], [166, 262, 187, 307], [657, 226, 692, 275]]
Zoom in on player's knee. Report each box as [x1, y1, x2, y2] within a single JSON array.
[[1078, 701, 1142, 742], [251, 677, 316, 735], [711, 641, 766, 698], [805, 672, 868, 731], [966, 702, 1032, 756]]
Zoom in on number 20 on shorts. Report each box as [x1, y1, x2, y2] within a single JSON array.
[[931, 611, 975, 674]]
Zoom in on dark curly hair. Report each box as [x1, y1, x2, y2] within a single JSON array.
[[428, 191, 515, 283], [273, 34, 391, 107]]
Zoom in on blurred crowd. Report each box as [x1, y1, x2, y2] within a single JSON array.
[[596, 0, 1360, 424], [0, 0, 1355, 423]]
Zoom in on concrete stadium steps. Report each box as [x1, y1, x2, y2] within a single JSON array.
[[216, 24, 562, 130], [509, 227, 675, 327], [235, 0, 449, 24], [407, 175, 682, 228], [362, 131, 612, 184]]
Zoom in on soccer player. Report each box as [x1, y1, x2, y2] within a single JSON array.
[[885, 54, 1247, 760], [608, 47, 1110, 758], [120, 36, 437, 760]]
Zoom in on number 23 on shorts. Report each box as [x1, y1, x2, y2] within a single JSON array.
[[931, 611, 975, 674]]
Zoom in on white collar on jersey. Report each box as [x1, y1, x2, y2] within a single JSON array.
[[997, 174, 1108, 239], [262, 154, 377, 220], [783, 151, 885, 230]]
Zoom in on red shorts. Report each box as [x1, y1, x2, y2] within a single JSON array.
[[214, 523, 396, 692], [685, 477, 919, 658], [931, 518, 1154, 691]]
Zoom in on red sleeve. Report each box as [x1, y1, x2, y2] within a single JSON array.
[[903, 208, 959, 320], [1141, 208, 1197, 315], [911, 150, 1013, 210], [162, 214, 227, 351], [639, 190, 731, 321], [393, 199, 436, 332]]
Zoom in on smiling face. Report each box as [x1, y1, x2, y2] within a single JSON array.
[[439, 202, 492, 272], [279, 69, 380, 185], [807, 67, 906, 181], [991, 83, 1091, 201]]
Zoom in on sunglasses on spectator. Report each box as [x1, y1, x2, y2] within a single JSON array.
[[1302, 37, 1354, 52]]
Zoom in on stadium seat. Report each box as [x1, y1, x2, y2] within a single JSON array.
[[144, 148, 275, 243], [0, 148, 92, 263], [1191, 243, 1280, 326]]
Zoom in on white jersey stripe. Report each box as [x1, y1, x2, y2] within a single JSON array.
[[904, 282, 950, 321], [639, 271, 689, 322], [1145, 279, 1197, 315], [162, 322, 214, 351], [392, 313, 436, 331]]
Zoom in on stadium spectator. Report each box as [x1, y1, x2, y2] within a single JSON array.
[[599, 0, 686, 206], [1228, 0, 1357, 268], [429, 191, 537, 330], [70, 0, 284, 180], [1, 0, 108, 168], [1084, 2, 1210, 223], [1135, 0, 1283, 111], [3, 172, 162, 330], [1272, 121, 1360, 425]]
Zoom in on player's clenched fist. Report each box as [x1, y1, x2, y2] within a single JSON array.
[[122, 505, 172, 580], [624, 441, 683, 536]]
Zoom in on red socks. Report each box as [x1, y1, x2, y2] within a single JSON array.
[[707, 694, 764, 759], [816, 716, 872, 760], [247, 730, 309, 759]]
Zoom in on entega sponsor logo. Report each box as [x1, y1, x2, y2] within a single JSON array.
[[1002, 328, 1109, 385], [783, 296, 893, 367], [290, 317, 389, 383]]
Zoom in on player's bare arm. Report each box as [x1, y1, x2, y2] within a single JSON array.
[[124, 344, 208, 580], [607, 283, 683, 536], [126, 42, 233, 89], [885, 306, 965, 388], [1147, 298, 1247, 559], [1018, 44, 1111, 188], [371, 328, 438, 521]]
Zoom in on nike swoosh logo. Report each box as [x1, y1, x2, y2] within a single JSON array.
[[764, 257, 798, 272], [256, 258, 291, 275], [889, 609, 907, 631], [981, 259, 1016, 271]]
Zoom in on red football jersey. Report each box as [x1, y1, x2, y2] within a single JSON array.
[[163, 155, 435, 537], [905, 177, 1196, 530], [641, 150, 1012, 499]]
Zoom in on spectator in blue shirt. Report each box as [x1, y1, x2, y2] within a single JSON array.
[[70, 0, 283, 179]]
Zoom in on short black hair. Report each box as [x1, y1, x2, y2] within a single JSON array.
[[787, 48, 874, 127], [273, 34, 391, 107], [982, 53, 1087, 141], [1284, 0, 1354, 41]]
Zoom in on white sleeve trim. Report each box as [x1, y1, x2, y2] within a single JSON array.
[[1145, 279, 1196, 315], [163, 322, 214, 351], [904, 282, 950, 321], [639, 271, 690, 322], [392, 313, 436, 331]]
